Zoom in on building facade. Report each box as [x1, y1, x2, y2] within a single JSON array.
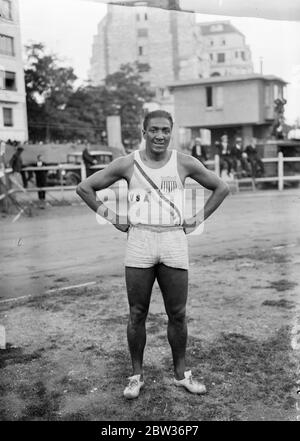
[[89, 9, 254, 85], [0, 0, 28, 143], [89, 3, 199, 90], [197, 20, 253, 78], [169, 74, 287, 150]]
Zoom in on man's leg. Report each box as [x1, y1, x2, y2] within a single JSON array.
[[125, 266, 156, 378], [156, 264, 188, 380], [21, 171, 27, 188], [219, 156, 225, 174], [226, 156, 233, 175]]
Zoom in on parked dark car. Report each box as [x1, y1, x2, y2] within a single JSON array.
[[24, 151, 113, 186]]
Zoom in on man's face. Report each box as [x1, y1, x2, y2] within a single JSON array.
[[143, 117, 172, 154]]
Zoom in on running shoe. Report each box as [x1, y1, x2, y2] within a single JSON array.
[[123, 374, 144, 399], [174, 370, 206, 394]]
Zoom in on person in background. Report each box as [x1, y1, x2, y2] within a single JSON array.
[[191, 138, 207, 166], [230, 137, 251, 176], [215, 134, 233, 176], [245, 141, 265, 178], [9, 146, 27, 188], [35, 154, 47, 208], [0, 140, 6, 171], [82, 146, 97, 177]]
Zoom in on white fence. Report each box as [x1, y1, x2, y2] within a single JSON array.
[[1, 152, 300, 209], [208, 152, 300, 191]]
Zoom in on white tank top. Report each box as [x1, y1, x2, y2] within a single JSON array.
[[128, 149, 185, 226]]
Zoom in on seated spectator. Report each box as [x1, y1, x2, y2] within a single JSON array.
[[245, 142, 264, 178], [215, 134, 233, 176], [230, 137, 251, 177]]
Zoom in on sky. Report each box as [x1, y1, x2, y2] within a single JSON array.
[[18, 0, 300, 124]]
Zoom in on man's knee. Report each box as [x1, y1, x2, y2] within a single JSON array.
[[167, 306, 186, 326], [129, 305, 148, 327]]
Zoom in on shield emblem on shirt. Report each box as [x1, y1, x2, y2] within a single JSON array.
[[160, 176, 178, 193]]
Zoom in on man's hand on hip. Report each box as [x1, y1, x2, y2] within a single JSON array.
[[182, 216, 201, 235], [114, 223, 130, 233]]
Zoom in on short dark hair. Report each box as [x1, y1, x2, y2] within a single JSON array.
[[143, 110, 173, 131]]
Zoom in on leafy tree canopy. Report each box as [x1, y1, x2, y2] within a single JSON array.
[[25, 43, 155, 147]]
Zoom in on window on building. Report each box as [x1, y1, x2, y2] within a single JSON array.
[[137, 62, 150, 73], [3, 107, 13, 127], [222, 39, 226, 45], [144, 13, 148, 20], [264, 84, 270, 106], [0, 71, 16, 90], [283, 86, 286, 100], [217, 53, 225, 63], [215, 86, 223, 109], [179, 127, 192, 149], [241, 51, 245, 60], [138, 46, 143, 56], [210, 40, 214, 46], [0, 0, 12, 20], [206, 86, 213, 108], [0, 34, 14, 55], [137, 28, 148, 38], [209, 53, 213, 61], [274, 84, 283, 100]]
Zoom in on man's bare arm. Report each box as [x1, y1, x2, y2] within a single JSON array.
[[179, 153, 230, 231], [76, 155, 133, 230]]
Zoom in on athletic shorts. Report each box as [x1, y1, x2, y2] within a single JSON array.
[[125, 225, 189, 270]]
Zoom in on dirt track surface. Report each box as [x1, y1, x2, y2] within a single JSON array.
[[1, 189, 300, 420]]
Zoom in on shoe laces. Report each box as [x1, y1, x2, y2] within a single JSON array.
[[185, 371, 196, 385], [127, 378, 139, 389]]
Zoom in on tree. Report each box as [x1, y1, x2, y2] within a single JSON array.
[[25, 43, 155, 146], [64, 62, 154, 147], [103, 63, 155, 149], [25, 43, 77, 142]]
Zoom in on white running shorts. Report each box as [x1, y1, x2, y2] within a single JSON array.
[[125, 225, 189, 270]]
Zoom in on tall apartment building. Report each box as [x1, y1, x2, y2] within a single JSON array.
[[89, 3, 199, 91], [0, 0, 28, 142], [198, 21, 253, 77]]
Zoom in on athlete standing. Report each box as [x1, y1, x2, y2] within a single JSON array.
[[76, 110, 229, 399]]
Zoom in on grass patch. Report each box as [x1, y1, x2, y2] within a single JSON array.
[[3, 381, 62, 421], [148, 326, 297, 420], [0, 327, 296, 421], [262, 299, 295, 309], [212, 250, 290, 264], [267, 280, 298, 292], [172, 326, 297, 420], [146, 313, 168, 334], [0, 345, 44, 369]]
